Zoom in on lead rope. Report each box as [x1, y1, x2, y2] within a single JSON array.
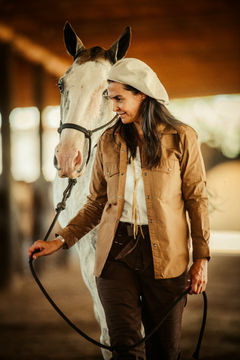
[[29, 178, 207, 359]]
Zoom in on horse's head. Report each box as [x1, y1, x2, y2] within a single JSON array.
[[54, 22, 131, 179]]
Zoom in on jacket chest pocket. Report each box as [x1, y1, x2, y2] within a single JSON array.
[[152, 159, 182, 203], [104, 162, 119, 205]]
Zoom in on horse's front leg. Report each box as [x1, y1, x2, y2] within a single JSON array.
[[77, 230, 111, 360]]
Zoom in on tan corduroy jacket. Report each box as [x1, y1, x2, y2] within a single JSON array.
[[58, 122, 210, 279]]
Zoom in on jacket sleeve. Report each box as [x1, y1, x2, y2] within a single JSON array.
[[57, 138, 108, 248], [180, 127, 210, 262]]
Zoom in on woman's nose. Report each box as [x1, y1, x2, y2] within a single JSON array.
[[112, 101, 120, 112]]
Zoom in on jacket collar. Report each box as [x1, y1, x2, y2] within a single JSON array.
[[114, 122, 177, 136], [157, 122, 178, 135]]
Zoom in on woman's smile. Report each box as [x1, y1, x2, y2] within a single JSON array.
[[107, 82, 146, 126]]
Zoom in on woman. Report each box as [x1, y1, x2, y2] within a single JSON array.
[[28, 58, 210, 360]]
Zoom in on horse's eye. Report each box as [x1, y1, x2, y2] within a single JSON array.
[[102, 89, 109, 97], [58, 79, 64, 93]]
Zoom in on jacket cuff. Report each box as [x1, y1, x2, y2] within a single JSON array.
[[56, 227, 79, 249], [193, 246, 211, 262]]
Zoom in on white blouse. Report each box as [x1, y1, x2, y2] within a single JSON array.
[[120, 147, 148, 225]]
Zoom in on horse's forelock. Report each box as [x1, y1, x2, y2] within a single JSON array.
[[74, 46, 111, 65]]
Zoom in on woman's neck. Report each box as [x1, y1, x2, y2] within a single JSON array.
[[137, 137, 144, 151], [134, 119, 143, 136]]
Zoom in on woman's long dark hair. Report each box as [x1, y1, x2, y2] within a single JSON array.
[[110, 82, 184, 169]]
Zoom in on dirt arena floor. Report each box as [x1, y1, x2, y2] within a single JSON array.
[[0, 250, 239, 360]]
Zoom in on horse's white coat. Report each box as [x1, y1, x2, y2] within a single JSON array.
[[55, 60, 114, 179], [53, 59, 115, 359]]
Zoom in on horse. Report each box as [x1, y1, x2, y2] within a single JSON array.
[[53, 22, 131, 359]]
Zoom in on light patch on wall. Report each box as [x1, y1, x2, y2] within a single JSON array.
[[42, 106, 60, 181], [10, 107, 40, 182], [0, 106, 60, 182], [168, 94, 240, 158]]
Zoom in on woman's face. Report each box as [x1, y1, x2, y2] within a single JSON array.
[[107, 82, 146, 126]]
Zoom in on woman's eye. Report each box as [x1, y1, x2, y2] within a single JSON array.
[[58, 79, 64, 93]]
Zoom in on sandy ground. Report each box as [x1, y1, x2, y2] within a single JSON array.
[[0, 251, 240, 360]]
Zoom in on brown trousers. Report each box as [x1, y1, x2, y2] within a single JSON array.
[[96, 222, 187, 360]]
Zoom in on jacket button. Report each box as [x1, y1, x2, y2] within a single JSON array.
[[144, 172, 147, 176], [147, 196, 150, 199], [153, 244, 157, 247], [119, 195, 122, 199], [107, 171, 111, 175], [168, 168, 172, 171], [122, 149, 125, 152], [121, 173, 124, 176], [150, 219, 153, 223], [116, 219, 119, 223]]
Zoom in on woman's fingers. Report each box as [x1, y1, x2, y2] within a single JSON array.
[[28, 239, 63, 260], [187, 258, 208, 295]]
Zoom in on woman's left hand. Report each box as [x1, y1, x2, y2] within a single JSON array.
[[186, 258, 208, 295]]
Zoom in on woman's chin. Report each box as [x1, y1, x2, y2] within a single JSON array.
[[120, 114, 129, 123]]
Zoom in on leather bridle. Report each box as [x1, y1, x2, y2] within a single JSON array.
[[57, 114, 119, 173]]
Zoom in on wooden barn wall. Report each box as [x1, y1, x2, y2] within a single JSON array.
[[11, 55, 61, 109]]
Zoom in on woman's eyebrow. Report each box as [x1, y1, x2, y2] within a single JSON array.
[[112, 95, 123, 99], [104, 89, 123, 99]]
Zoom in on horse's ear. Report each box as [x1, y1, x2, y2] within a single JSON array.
[[63, 22, 85, 58], [107, 26, 132, 64]]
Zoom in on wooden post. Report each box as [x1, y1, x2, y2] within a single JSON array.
[[0, 42, 15, 288], [32, 64, 52, 267]]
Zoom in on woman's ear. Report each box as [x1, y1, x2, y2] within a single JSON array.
[[140, 93, 147, 100]]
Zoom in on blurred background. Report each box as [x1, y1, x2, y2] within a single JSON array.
[[0, 0, 239, 359]]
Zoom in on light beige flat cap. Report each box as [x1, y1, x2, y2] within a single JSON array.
[[108, 58, 169, 105]]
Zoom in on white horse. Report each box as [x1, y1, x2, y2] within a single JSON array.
[[53, 22, 131, 359]]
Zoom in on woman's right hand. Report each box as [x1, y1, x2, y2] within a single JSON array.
[[28, 238, 64, 260]]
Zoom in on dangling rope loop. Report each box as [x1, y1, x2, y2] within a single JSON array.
[[29, 179, 208, 359], [41, 178, 77, 242]]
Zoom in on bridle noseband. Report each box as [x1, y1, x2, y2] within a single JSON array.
[[57, 114, 118, 173]]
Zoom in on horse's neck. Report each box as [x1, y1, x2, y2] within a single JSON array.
[[91, 110, 115, 149], [79, 146, 97, 188], [72, 145, 98, 203]]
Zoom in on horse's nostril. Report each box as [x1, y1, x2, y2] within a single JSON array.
[[54, 155, 61, 170]]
